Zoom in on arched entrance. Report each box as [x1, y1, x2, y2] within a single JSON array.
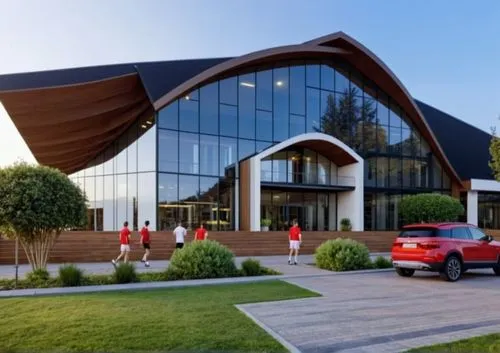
[[239, 132, 364, 231]]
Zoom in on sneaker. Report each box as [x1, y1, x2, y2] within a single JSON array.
[[111, 259, 116, 265], [140, 259, 145, 263], [288, 259, 292, 265], [294, 262, 298, 266], [145, 262, 150, 268]]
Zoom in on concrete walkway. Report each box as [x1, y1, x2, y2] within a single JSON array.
[[0, 253, 390, 279]]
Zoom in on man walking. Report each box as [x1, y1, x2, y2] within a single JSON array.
[[139, 220, 151, 267], [173, 222, 187, 249], [194, 223, 208, 241], [288, 219, 302, 265], [112, 221, 131, 265]]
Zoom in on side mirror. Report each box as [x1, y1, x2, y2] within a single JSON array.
[[482, 235, 494, 242]]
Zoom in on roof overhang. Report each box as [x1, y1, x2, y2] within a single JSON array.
[[0, 73, 153, 174]]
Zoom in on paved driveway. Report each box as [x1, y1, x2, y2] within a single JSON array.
[[241, 270, 500, 353]]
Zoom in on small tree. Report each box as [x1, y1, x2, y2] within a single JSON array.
[[0, 163, 87, 270], [489, 124, 500, 180], [399, 193, 464, 225]]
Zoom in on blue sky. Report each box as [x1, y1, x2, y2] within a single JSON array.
[[0, 0, 499, 166]]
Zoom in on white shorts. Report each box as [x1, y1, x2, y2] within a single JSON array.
[[120, 244, 130, 252], [289, 240, 301, 250]]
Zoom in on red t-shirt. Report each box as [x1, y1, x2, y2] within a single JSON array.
[[195, 228, 207, 240], [289, 226, 302, 241], [140, 226, 150, 243], [120, 227, 131, 245]]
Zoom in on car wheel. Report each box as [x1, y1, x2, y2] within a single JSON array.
[[396, 267, 415, 277], [494, 260, 500, 276], [440, 256, 462, 282]]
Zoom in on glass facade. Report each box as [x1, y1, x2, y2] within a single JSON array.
[[70, 59, 452, 232], [69, 115, 157, 231], [478, 192, 500, 229]]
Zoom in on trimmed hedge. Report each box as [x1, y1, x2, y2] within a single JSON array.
[[399, 193, 464, 224], [315, 238, 372, 271], [58, 264, 84, 287]]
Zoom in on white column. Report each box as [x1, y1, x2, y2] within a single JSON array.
[[234, 181, 239, 231], [336, 161, 364, 231], [249, 157, 261, 231], [467, 190, 478, 226]]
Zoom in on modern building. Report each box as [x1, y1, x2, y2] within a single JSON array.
[[0, 32, 497, 232]]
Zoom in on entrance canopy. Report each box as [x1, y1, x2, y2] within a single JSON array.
[[239, 132, 364, 231]]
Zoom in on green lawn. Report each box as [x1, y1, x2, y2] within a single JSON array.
[[0, 280, 318, 353], [407, 333, 500, 352]]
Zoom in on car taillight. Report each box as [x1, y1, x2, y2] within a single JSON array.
[[392, 241, 402, 247], [418, 241, 440, 250]]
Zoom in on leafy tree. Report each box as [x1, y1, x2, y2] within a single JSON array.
[[316, 87, 386, 152], [489, 123, 500, 180], [0, 163, 87, 270], [399, 193, 464, 224]]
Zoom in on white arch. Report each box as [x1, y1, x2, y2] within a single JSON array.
[[243, 132, 364, 231]]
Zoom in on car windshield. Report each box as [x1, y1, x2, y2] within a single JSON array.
[[399, 228, 436, 238]]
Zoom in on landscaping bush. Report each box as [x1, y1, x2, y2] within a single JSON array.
[[58, 264, 84, 287], [372, 256, 393, 269], [241, 258, 263, 276], [399, 193, 464, 224], [113, 263, 138, 284], [340, 218, 352, 231], [315, 238, 371, 271], [27, 268, 50, 282], [166, 240, 237, 280]]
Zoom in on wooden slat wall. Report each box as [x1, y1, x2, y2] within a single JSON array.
[[0, 231, 400, 265]]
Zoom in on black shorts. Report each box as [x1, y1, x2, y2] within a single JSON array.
[[176, 243, 184, 249], [143, 243, 150, 249]]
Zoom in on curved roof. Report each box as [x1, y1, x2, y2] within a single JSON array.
[[0, 32, 462, 185]]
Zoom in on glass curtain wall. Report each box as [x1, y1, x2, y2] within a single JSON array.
[[157, 59, 453, 231], [69, 115, 157, 231], [478, 192, 500, 229]]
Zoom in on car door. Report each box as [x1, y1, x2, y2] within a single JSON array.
[[451, 226, 477, 263], [468, 226, 498, 264]]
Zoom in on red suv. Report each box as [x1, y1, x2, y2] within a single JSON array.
[[391, 223, 500, 282]]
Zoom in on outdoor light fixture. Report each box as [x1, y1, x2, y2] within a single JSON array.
[[276, 81, 283, 87], [141, 124, 147, 129], [185, 95, 190, 100], [240, 82, 255, 88], [146, 120, 152, 125]]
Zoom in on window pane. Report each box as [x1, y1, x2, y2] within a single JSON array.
[[138, 172, 157, 231], [306, 88, 320, 132], [261, 156, 272, 181], [116, 134, 127, 174], [200, 82, 219, 135], [103, 175, 114, 230], [364, 120, 378, 153], [219, 178, 234, 230], [364, 159, 376, 187], [402, 159, 413, 187], [290, 66, 305, 116], [185, 89, 198, 101], [376, 193, 388, 230], [220, 77, 237, 105], [377, 125, 389, 153], [389, 126, 402, 154], [415, 160, 429, 188], [158, 173, 178, 231], [158, 129, 178, 172], [335, 67, 349, 93], [273, 67, 289, 141], [306, 64, 320, 88], [256, 70, 272, 111], [137, 122, 156, 172], [238, 73, 256, 139], [179, 175, 199, 230], [179, 97, 199, 133], [320, 64, 334, 91], [272, 151, 287, 182], [318, 154, 330, 185], [389, 158, 401, 187], [377, 93, 389, 126], [290, 114, 305, 137], [95, 176, 103, 231], [256, 140, 272, 152], [104, 146, 114, 175], [116, 174, 127, 228], [200, 134, 219, 176], [85, 177, 95, 231], [377, 158, 388, 187], [220, 104, 237, 137], [389, 102, 402, 128], [128, 173, 138, 231], [95, 153, 104, 176], [158, 101, 178, 130], [220, 137, 237, 177], [443, 172, 451, 189], [200, 177, 219, 231], [179, 132, 199, 174], [238, 139, 255, 160], [401, 128, 411, 156], [256, 110, 273, 141], [433, 157, 443, 189], [127, 123, 137, 174]]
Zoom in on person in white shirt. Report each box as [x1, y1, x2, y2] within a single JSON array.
[[173, 222, 187, 249]]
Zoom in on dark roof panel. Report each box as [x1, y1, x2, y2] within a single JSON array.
[[416, 100, 493, 181], [136, 58, 231, 102], [0, 64, 136, 91]]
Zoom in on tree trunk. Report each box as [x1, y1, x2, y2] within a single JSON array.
[[19, 230, 59, 271]]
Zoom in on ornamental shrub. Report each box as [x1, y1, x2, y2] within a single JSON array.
[[166, 240, 237, 280], [113, 262, 138, 284], [241, 258, 263, 276], [58, 264, 84, 287], [340, 218, 352, 231], [399, 193, 464, 225], [315, 238, 371, 271], [372, 256, 393, 269]]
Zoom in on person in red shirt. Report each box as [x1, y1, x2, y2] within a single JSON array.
[[139, 220, 151, 267], [194, 224, 208, 241], [288, 219, 302, 265], [112, 221, 131, 265]]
